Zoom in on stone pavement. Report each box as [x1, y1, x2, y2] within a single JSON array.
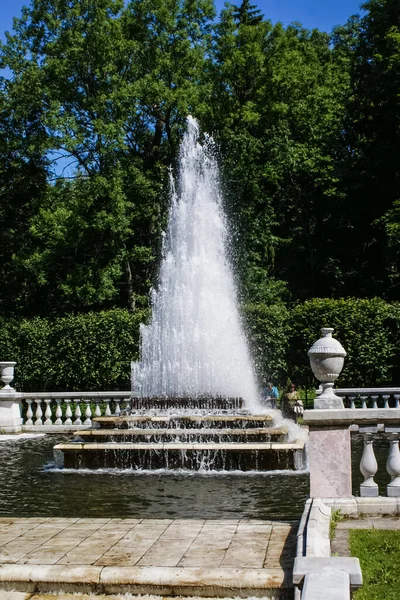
[[331, 516, 400, 557], [0, 518, 297, 598]]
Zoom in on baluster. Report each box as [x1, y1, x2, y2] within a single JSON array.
[[55, 399, 63, 425], [124, 398, 131, 413], [371, 395, 378, 409], [349, 396, 356, 410], [386, 432, 400, 496], [94, 399, 101, 418], [395, 395, 400, 409], [105, 399, 111, 416], [361, 396, 368, 409], [74, 400, 82, 425], [26, 400, 34, 426], [360, 433, 379, 497], [64, 399, 72, 425], [44, 399, 52, 426], [34, 399, 43, 426], [84, 400, 92, 426], [114, 398, 121, 416], [383, 395, 390, 409]]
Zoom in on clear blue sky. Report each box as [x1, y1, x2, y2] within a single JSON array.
[[1, 0, 365, 43]]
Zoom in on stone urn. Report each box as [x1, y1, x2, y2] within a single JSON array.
[[308, 328, 346, 409], [0, 362, 17, 393]]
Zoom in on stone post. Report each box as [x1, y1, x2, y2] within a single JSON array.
[[305, 329, 352, 498], [0, 362, 23, 432]]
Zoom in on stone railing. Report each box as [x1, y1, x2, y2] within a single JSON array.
[[21, 392, 132, 431], [336, 388, 400, 409]]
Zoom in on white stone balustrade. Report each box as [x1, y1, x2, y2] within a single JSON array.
[[335, 388, 400, 409], [19, 392, 133, 431]]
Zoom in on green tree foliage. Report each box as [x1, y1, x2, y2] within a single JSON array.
[[0, 0, 400, 388], [0, 0, 214, 316], [232, 0, 263, 26], [333, 0, 400, 298]]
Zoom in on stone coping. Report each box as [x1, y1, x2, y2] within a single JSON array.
[[75, 427, 288, 436], [21, 392, 132, 399], [320, 496, 400, 516], [303, 408, 400, 427], [54, 441, 305, 451], [293, 557, 362, 587], [0, 565, 292, 596], [94, 415, 274, 423], [294, 499, 363, 598], [0, 594, 285, 600]]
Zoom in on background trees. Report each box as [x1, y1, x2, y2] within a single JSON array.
[[1, 0, 399, 387]]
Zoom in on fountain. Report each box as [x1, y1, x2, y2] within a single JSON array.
[[55, 118, 307, 471], [132, 116, 259, 408]]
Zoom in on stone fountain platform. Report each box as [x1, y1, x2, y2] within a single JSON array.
[[53, 403, 307, 472], [0, 517, 296, 598]]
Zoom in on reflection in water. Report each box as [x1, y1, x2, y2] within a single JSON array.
[[0, 435, 309, 520]]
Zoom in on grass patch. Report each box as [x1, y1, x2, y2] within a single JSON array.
[[350, 529, 400, 599]]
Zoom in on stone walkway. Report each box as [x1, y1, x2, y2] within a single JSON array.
[[0, 518, 297, 598], [331, 516, 400, 557]]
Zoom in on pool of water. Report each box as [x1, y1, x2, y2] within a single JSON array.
[[0, 434, 309, 520]]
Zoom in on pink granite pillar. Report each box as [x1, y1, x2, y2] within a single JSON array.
[[308, 426, 352, 498]]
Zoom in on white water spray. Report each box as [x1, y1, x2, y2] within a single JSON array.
[[132, 117, 259, 410]]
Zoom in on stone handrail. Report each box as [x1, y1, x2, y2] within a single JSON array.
[[335, 388, 400, 409], [20, 391, 133, 431]]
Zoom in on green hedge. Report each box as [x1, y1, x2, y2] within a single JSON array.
[[0, 308, 149, 391], [287, 298, 400, 388], [242, 301, 290, 385], [243, 297, 400, 389], [0, 299, 399, 392]]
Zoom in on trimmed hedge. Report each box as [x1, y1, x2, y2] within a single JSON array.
[[243, 301, 290, 385], [0, 299, 399, 392], [287, 298, 400, 388], [0, 309, 149, 391]]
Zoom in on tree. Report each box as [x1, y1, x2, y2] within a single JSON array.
[[232, 0, 263, 26], [0, 67, 49, 316], [0, 0, 215, 316], [333, 0, 400, 298]]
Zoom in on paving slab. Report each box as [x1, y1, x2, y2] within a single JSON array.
[[0, 518, 297, 598]]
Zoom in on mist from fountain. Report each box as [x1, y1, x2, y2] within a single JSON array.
[[132, 116, 260, 411]]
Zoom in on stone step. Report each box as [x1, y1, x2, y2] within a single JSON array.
[[0, 565, 293, 598], [73, 427, 287, 443], [93, 414, 274, 430], [54, 441, 305, 471]]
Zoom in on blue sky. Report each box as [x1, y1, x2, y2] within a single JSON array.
[[1, 0, 365, 43]]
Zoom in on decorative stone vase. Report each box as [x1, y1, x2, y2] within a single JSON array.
[[308, 328, 346, 409], [0, 362, 17, 393]]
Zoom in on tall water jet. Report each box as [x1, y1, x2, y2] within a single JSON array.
[[132, 117, 259, 410]]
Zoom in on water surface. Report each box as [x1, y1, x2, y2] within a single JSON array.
[[0, 435, 309, 520]]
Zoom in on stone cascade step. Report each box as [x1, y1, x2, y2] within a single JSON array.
[[73, 427, 288, 444], [54, 440, 305, 470], [93, 414, 274, 430], [53, 399, 308, 472]]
